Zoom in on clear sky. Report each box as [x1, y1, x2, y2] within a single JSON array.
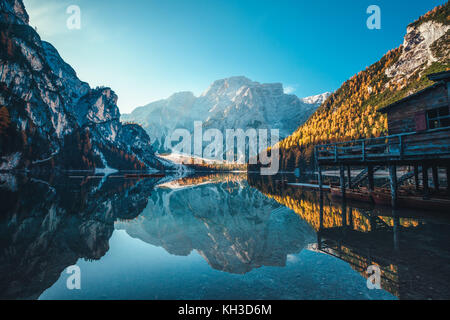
[[23, 0, 447, 114]]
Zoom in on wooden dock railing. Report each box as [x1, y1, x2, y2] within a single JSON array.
[[315, 127, 450, 164]]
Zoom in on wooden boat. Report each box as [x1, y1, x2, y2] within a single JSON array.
[[330, 186, 373, 202], [289, 182, 331, 191], [124, 173, 166, 179], [331, 185, 450, 212], [372, 190, 450, 212]]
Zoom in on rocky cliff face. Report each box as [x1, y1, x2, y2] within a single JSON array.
[[0, 0, 163, 171], [122, 76, 330, 154], [201, 77, 329, 141], [386, 19, 450, 87], [122, 91, 201, 155]]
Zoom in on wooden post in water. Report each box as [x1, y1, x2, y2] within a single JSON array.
[[393, 209, 400, 251], [347, 166, 352, 189], [318, 191, 324, 250], [341, 197, 347, 227], [389, 165, 398, 208], [423, 164, 430, 199], [369, 215, 376, 231], [339, 165, 346, 199], [348, 207, 354, 230], [447, 166, 450, 196], [318, 165, 323, 191], [319, 191, 324, 230], [414, 165, 420, 191], [432, 166, 440, 193], [315, 146, 323, 192], [368, 165, 375, 192]]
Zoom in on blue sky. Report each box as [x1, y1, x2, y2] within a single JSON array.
[[24, 0, 447, 113]]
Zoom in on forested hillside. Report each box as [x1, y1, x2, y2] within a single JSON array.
[[271, 3, 449, 171]]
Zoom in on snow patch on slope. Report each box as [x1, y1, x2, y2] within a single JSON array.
[[95, 150, 118, 174], [301, 92, 331, 105]]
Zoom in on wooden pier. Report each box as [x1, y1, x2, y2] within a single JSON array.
[[314, 71, 450, 210]]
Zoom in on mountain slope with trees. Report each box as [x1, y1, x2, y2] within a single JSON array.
[[270, 3, 449, 171]]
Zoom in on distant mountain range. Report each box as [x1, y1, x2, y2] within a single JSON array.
[[122, 77, 330, 154]]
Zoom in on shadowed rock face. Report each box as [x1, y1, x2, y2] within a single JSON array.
[[0, 0, 28, 25], [385, 20, 449, 84], [116, 178, 316, 274], [0, 0, 162, 171], [0, 173, 159, 300]]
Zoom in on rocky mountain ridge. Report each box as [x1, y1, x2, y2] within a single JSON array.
[[0, 0, 164, 171], [122, 76, 330, 154]]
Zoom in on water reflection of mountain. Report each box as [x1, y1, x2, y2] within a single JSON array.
[[116, 174, 316, 274], [248, 174, 450, 300], [3, 172, 449, 300], [0, 173, 158, 300]]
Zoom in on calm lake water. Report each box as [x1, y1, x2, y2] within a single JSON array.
[[0, 172, 449, 300]]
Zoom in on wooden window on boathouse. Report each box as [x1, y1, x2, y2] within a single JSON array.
[[426, 106, 450, 130]]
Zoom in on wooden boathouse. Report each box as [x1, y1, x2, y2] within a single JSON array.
[[315, 70, 450, 209]]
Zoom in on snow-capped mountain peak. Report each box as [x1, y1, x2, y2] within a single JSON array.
[[122, 76, 331, 154], [201, 76, 257, 98], [301, 92, 332, 105]]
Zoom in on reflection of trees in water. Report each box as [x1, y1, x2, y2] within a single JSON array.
[[0, 173, 158, 300], [248, 174, 421, 232], [249, 174, 450, 300]]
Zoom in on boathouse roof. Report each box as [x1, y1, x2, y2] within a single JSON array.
[[378, 70, 450, 114]]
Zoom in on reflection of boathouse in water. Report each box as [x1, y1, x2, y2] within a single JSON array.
[[248, 176, 450, 300], [315, 71, 450, 210], [315, 192, 450, 300]]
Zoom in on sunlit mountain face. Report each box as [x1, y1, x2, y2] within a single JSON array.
[[0, 172, 448, 300], [121, 77, 330, 154]]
